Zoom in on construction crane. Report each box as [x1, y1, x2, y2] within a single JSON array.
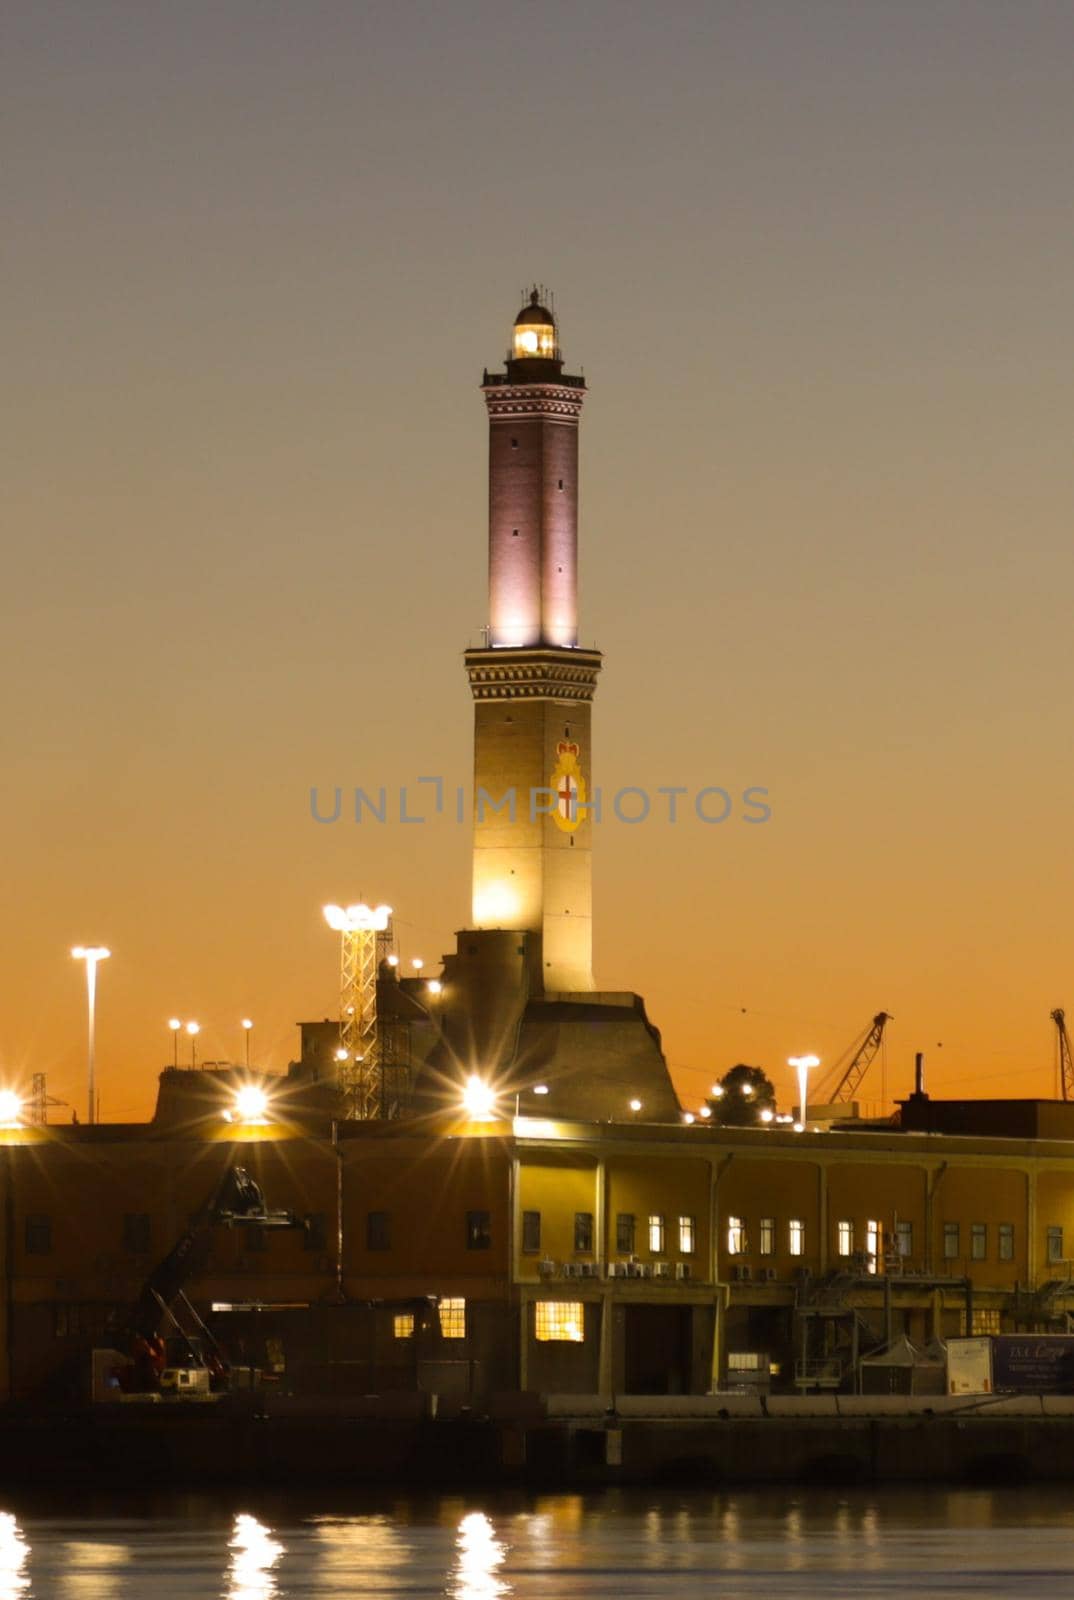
[[322, 902, 393, 1119], [97, 1164, 303, 1398], [1051, 1009, 1074, 1101], [813, 1012, 893, 1105]]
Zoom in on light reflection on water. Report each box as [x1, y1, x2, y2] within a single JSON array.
[[0, 1514, 29, 1598], [1, 1489, 1074, 1597], [226, 1515, 283, 1600]]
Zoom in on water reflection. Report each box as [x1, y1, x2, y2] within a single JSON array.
[[226, 1514, 283, 1600], [448, 1512, 510, 1599], [0, 1515, 29, 1598]]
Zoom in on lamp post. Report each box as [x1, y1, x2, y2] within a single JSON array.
[[186, 1020, 200, 1070], [241, 1018, 253, 1067], [788, 1053, 821, 1130], [168, 1019, 181, 1069], [71, 946, 110, 1125]]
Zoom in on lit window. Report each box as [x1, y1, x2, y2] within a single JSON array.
[[836, 1220, 853, 1257], [758, 1217, 774, 1256], [998, 1223, 1014, 1262], [973, 1308, 1002, 1335], [648, 1214, 665, 1253], [1047, 1225, 1064, 1264], [789, 1219, 805, 1257], [866, 1220, 880, 1274], [393, 1313, 415, 1340], [726, 1216, 745, 1255], [943, 1222, 959, 1260], [616, 1213, 635, 1254], [535, 1301, 585, 1342], [895, 1220, 913, 1258], [678, 1216, 696, 1255], [727, 1351, 763, 1371], [438, 1298, 466, 1339], [466, 1210, 491, 1250], [522, 1210, 541, 1254], [971, 1222, 987, 1261], [574, 1212, 594, 1253]]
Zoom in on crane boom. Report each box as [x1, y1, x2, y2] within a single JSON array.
[[121, 1164, 302, 1347], [1052, 1009, 1074, 1102], [815, 1012, 893, 1105]]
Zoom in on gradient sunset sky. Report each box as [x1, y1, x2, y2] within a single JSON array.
[[6, 1, 1074, 1120]]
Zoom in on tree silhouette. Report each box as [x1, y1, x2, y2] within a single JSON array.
[[711, 1063, 777, 1126]]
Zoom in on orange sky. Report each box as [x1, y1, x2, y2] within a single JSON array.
[[5, 2, 1074, 1121]]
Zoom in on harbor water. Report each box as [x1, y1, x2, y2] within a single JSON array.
[[1, 1486, 1073, 1597]]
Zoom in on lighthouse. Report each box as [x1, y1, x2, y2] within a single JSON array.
[[466, 290, 601, 994], [414, 291, 679, 1123]]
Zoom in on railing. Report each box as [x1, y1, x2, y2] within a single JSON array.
[[794, 1357, 844, 1390]]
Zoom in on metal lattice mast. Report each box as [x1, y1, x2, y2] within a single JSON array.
[[324, 904, 392, 1119]]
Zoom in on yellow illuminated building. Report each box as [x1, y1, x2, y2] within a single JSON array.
[[4, 1074, 1074, 1404]]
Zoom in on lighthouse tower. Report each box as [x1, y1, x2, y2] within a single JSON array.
[[465, 291, 601, 994], [417, 291, 678, 1123]]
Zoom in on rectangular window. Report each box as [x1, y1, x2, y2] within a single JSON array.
[[303, 1212, 328, 1253], [1047, 1225, 1064, 1264], [726, 1216, 745, 1256], [25, 1216, 52, 1256], [998, 1223, 1015, 1262], [393, 1313, 415, 1340], [438, 1298, 466, 1339], [366, 1210, 391, 1251], [522, 1210, 541, 1254], [971, 1223, 987, 1261], [466, 1210, 492, 1251], [648, 1214, 665, 1253], [535, 1301, 585, 1343], [895, 1220, 913, 1258], [122, 1213, 151, 1255], [574, 1212, 594, 1253], [789, 1219, 805, 1257], [943, 1221, 960, 1260], [836, 1220, 853, 1257], [616, 1213, 636, 1255], [866, 1220, 880, 1274], [974, 1308, 1002, 1335], [727, 1351, 764, 1371], [758, 1217, 775, 1257], [678, 1216, 696, 1255]]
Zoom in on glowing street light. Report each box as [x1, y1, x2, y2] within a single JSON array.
[[411, 958, 424, 972], [71, 945, 110, 1125], [168, 1018, 182, 1069], [426, 979, 442, 996], [462, 1075, 496, 1121], [629, 1098, 642, 1117], [241, 1018, 253, 1067], [186, 1020, 200, 1069], [0, 1090, 22, 1129], [231, 1085, 269, 1125], [788, 1053, 821, 1131]]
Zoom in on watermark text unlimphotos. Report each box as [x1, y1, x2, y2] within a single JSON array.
[[309, 779, 771, 826]]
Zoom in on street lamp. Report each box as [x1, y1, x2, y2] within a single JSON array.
[[71, 946, 110, 1125], [168, 1018, 182, 1069], [186, 1020, 200, 1069], [241, 1018, 253, 1067], [0, 1091, 22, 1129], [788, 1053, 820, 1131]]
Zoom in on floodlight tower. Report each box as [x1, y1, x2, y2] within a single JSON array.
[[323, 903, 392, 1118]]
